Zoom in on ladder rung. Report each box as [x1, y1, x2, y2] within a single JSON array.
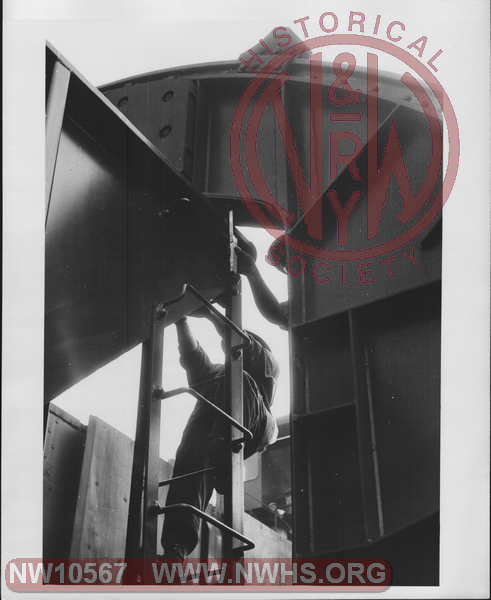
[[154, 386, 253, 442], [154, 502, 255, 552], [159, 467, 215, 487]]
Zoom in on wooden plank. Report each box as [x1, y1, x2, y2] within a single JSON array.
[[70, 416, 133, 558], [43, 404, 86, 558], [66, 410, 290, 558]]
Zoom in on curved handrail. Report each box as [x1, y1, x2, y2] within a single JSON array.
[[155, 386, 253, 442], [155, 502, 255, 552]]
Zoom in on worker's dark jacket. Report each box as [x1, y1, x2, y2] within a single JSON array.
[[162, 332, 279, 555]]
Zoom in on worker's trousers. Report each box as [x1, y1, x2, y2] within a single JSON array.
[[161, 375, 271, 556]]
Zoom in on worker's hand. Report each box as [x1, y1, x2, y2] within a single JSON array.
[[234, 228, 258, 261], [236, 246, 256, 276]]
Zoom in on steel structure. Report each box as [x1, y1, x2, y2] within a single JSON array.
[[46, 41, 442, 583], [46, 44, 253, 562]]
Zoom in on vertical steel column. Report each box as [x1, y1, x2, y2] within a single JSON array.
[[125, 305, 165, 559], [223, 211, 244, 558]]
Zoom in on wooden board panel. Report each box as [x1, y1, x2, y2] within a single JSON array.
[[43, 404, 86, 558], [67, 414, 292, 559], [70, 416, 133, 558], [65, 412, 177, 558]]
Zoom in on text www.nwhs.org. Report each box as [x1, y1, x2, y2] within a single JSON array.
[[151, 559, 389, 585]]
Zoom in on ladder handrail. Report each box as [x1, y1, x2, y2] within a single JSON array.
[[154, 385, 253, 442], [127, 229, 252, 562], [159, 466, 216, 487]]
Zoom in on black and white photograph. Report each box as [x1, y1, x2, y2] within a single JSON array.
[[3, 0, 490, 598]]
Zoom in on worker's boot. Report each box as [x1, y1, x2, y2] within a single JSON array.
[[163, 543, 187, 560]]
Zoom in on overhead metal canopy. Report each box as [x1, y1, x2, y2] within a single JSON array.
[[100, 56, 442, 324]]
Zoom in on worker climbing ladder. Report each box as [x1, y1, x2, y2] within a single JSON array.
[[125, 212, 255, 563]]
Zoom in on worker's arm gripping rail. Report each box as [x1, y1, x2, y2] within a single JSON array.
[[159, 283, 249, 346]]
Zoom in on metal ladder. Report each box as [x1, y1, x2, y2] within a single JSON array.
[[125, 220, 255, 564]]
